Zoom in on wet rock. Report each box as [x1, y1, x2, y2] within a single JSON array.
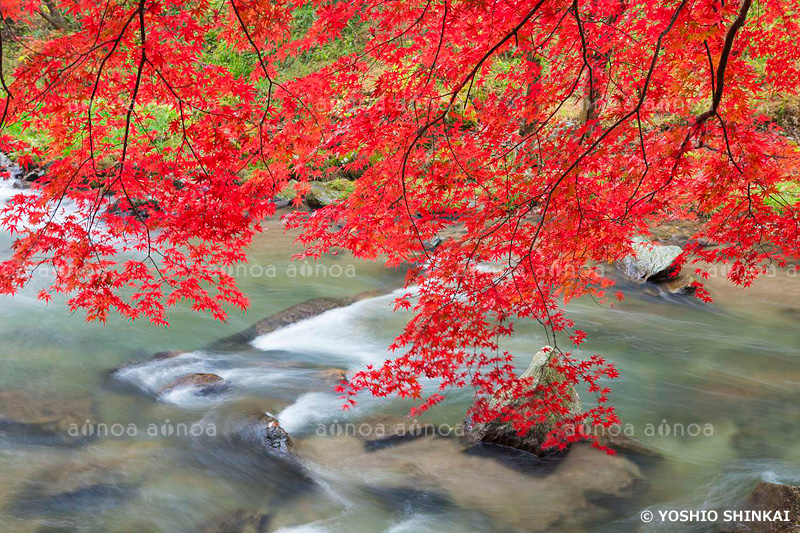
[[236, 413, 295, 456], [273, 179, 300, 207], [199, 509, 272, 533], [467, 346, 582, 456], [17, 160, 47, 182], [160, 373, 227, 396], [619, 236, 683, 282], [0, 390, 94, 446], [720, 481, 800, 533]]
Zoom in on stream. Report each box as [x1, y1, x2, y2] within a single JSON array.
[[1, 174, 799, 532]]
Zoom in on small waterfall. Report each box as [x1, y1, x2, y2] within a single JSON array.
[[251, 289, 410, 366]]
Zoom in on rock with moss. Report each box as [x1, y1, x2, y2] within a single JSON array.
[[272, 180, 299, 207], [466, 346, 582, 456], [305, 179, 355, 208]]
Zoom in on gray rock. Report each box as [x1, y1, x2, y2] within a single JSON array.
[[237, 413, 295, 456], [467, 346, 582, 456], [619, 236, 683, 282]]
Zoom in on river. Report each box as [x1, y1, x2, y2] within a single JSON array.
[[0, 176, 799, 532]]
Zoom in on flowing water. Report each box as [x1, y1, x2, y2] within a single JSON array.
[[1, 174, 799, 532]]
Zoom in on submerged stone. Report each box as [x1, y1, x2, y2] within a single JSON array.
[[199, 508, 272, 533], [0, 390, 95, 446]]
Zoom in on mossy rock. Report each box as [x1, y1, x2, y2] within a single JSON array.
[[467, 346, 582, 456], [305, 179, 355, 208]]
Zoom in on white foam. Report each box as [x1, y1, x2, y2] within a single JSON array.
[[113, 351, 212, 394], [251, 289, 410, 366], [113, 351, 317, 408], [277, 392, 348, 433], [0, 178, 21, 204], [385, 515, 440, 533]]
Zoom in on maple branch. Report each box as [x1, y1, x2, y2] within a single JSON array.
[[38, 1, 68, 31], [632, 0, 753, 208], [696, 0, 753, 124]]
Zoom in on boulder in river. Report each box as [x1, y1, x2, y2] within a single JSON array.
[[618, 236, 696, 295], [0, 390, 95, 446], [467, 346, 582, 456], [236, 413, 295, 456], [159, 373, 227, 396], [721, 481, 800, 532], [619, 236, 683, 282]]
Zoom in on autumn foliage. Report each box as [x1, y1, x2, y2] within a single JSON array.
[[1, 0, 799, 451]]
